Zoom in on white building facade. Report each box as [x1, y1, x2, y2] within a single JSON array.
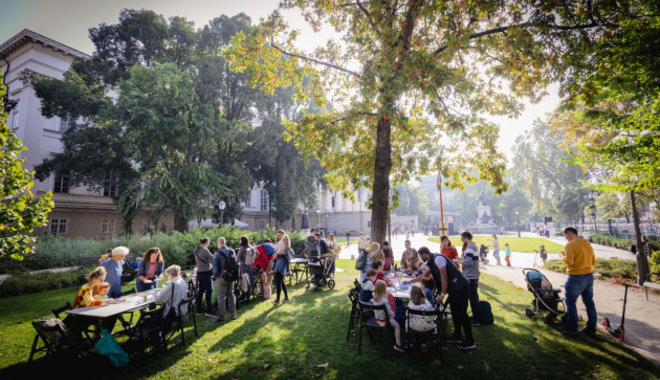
[[1, 29, 174, 238]]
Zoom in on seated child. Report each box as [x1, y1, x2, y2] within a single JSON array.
[[407, 286, 437, 332], [372, 260, 391, 286], [93, 282, 110, 300], [359, 269, 377, 302], [371, 280, 405, 352], [421, 278, 437, 307]]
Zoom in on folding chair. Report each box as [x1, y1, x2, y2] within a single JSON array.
[[126, 305, 167, 353], [346, 288, 362, 343], [175, 296, 198, 345], [406, 308, 443, 364], [29, 318, 89, 362], [357, 301, 393, 358], [51, 302, 72, 319]]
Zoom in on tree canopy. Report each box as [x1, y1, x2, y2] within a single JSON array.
[[0, 78, 53, 260], [226, 0, 631, 242]]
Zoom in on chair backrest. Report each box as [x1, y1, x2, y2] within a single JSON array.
[[406, 308, 439, 317], [177, 296, 194, 319], [358, 300, 389, 320], [353, 279, 362, 290], [32, 318, 74, 348], [51, 302, 72, 319]]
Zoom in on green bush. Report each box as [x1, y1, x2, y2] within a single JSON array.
[[590, 232, 660, 252], [543, 258, 638, 281], [650, 251, 660, 279], [0, 227, 306, 273], [0, 269, 80, 298]]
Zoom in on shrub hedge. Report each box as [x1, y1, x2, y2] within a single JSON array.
[[543, 258, 638, 281], [0, 227, 306, 274], [590, 232, 660, 252], [0, 269, 80, 298]]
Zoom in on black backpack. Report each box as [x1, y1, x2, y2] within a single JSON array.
[[221, 249, 240, 282], [477, 301, 494, 324]]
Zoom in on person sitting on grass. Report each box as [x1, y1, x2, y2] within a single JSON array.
[[408, 286, 437, 332], [421, 278, 437, 307], [93, 282, 111, 301], [372, 260, 392, 286], [371, 280, 406, 353]]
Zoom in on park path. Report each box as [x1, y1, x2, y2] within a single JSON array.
[[338, 233, 660, 367]]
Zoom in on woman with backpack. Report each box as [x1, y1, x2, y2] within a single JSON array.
[[194, 237, 214, 316], [237, 235, 255, 276], [273, 234, 292, 305]]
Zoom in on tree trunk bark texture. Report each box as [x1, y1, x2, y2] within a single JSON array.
[[174, 214, 188, 233], [370, 115, 392, 244], [630, 190, 650, 285]]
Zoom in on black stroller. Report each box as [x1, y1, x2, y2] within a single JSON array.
[[306, 254, 335, 290], [479, 244, 490, 265], [523, 268, 567, 323]]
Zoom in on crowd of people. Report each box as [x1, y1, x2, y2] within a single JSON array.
[[69, 225, 598, 354]]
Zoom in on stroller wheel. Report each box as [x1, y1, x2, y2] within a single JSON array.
[[327, 279, 336, 290], [525, 308, 534, 318], [617, 330, 625, 341]]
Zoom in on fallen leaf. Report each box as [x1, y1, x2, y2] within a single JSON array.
[[248, 366, 258, 372], [457, 365, 464, 370], [218, 359, 224, 364], [315, 363, 329, 368], [263, 363, 272, 370]]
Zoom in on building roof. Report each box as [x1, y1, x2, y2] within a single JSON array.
[[0, 28, 89, 59]]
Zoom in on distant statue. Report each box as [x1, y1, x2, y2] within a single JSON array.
[[480, 211, 491, 224], [477, 191, 486, 206]]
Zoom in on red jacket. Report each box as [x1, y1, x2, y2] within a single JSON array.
[[253, 246, 273, 271]]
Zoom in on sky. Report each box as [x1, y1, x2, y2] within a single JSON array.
[[0, 0, 560, 158]]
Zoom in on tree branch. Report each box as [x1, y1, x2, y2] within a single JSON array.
[[434, 21, 599, 55], [270, 43, 363, 80]]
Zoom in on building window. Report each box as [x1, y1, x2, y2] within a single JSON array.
[[331, 196, 336, 209], [53, 172, 70, 193], [50, 218, 68, 235], [258, 221, 266, 230], [103, 176, 117, 197], [59, 116, 73, 132], [101, 219, 115, 233], [9, 101, 19, 129], [260, 190, 269, 211]]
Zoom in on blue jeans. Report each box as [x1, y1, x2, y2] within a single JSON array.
[[492, 250, 501, 265], [196, 271, 213, 313], [564, 273, 597, 330]]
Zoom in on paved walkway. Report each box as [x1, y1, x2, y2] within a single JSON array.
[[339, 233, 660, 367]]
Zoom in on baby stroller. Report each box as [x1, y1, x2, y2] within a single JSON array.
[[523, 268, 566, 323], [479, 244, 490, 265], [306, 254, 335, 290]]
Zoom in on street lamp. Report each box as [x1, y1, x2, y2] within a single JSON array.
[[218, 200, 226, 226], [516, 211, 520, 237]]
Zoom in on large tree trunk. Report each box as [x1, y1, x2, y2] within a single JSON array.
[[630, 190, 650, 285], [370, 115, 392, 244], [174, 214, 188, 233]]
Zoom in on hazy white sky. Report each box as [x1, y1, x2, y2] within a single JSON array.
[[0, 0, 559, 157]]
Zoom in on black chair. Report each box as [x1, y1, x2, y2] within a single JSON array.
[[250, 268, 264, 301], [353, 279, 363, 292], [346, 288, 361, 343], [51, 302, 72, 319], [175, 296, 198, 345], [126, 305, 167, 353], [405, 308, 443, 364], [29, 318, 90, 362], [357, 301, 394, 358]]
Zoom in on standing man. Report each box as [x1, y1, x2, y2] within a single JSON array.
[[560, 227, 597, 336], [346, 231, 351, 247], [407, 247, 475, 349], [461, 232, 481, 325], [358, 232, 368, 255], [102, 246, 128, 298], [307, 228, 319, 258], [213, 237, 237, 324]]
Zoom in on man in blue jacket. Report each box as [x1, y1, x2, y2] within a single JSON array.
[[213, 237, 236, 323]]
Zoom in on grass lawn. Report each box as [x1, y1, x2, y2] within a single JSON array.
[[429, 236, 566, 253], [1, 260, 658, 379]]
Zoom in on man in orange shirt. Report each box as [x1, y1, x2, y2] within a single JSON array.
[[560, 227, 597, 336]]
